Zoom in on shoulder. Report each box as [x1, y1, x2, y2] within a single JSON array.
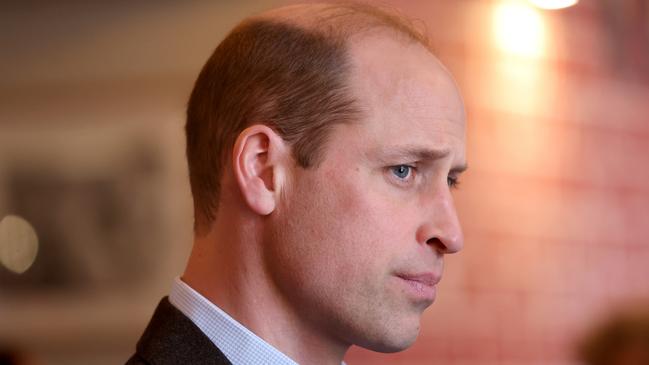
[[125, 297, 231, 365], [124, 353, 149, 365]]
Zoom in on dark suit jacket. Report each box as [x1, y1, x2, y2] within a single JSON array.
[[126, 297, 232, 365]]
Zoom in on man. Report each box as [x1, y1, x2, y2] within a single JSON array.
[[127, 2, 467, 364]]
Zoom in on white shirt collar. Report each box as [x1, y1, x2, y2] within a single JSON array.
[[169, 277, 299, 365]]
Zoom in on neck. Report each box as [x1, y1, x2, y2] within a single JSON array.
[[182, 210, 349, 365]]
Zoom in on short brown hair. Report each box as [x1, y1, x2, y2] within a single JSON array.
[[185, 3, 429, 233]]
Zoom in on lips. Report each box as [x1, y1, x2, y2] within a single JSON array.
[[396, 272, 441, 287], [395, 272, 441, 302]]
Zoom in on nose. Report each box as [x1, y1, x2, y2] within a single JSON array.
[[416, 188, 464, 254]]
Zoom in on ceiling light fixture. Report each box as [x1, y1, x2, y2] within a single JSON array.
[[528, 0, 579, 10]]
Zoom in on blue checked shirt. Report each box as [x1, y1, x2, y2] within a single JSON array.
[[169, 277, 297, 365], [169, 277, 347, 365]]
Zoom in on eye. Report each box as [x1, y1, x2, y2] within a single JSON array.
[[391, 165, 413, 180], [447, 175, 460, 189]]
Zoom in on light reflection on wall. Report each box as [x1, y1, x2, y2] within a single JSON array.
[[490, 0, 553, 170], [493, 1, 545, 58]]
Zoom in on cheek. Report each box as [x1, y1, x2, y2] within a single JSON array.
[[278, 172, 384, 278], [305, 171, 417, 273], [271, 166, 421, 292], [321, 173, 384, 248], [335, 175, 420, 250]]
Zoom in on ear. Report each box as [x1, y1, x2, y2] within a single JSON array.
[[232, 125, 290, 216]]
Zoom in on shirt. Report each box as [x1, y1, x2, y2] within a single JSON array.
[[169, 277, 299, 365]]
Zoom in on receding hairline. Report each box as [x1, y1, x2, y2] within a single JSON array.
[[247, 2, 432, 52]]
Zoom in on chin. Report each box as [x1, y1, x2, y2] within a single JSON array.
[[367, 336, 418, 353], [359, 326, 420, 353]]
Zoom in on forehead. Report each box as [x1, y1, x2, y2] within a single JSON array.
[[343, 33, 466, 161]]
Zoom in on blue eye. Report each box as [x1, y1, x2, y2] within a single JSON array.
[[391, 165, 412, 179]]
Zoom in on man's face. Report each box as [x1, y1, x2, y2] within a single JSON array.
[[265, 34, 466, 352]]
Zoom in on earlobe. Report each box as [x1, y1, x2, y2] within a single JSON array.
[[232, 125, 288, 216]]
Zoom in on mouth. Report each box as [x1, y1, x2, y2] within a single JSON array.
[[395, 272, 441, 303]]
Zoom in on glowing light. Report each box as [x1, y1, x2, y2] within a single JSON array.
[[493, 1, 545, 57], [0, 215, 39, 274], [528, 0, 578, 10]]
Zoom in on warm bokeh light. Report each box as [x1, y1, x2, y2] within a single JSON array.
[[493, 1, 545, 57], [528, 0, 579, 10], [0, 215, 39, 274]]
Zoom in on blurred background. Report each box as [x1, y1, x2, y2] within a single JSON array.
[[1, 0, 648, 364]]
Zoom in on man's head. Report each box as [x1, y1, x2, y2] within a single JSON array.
[[186, 3, 431, 233], [184, 1, 466, 355]]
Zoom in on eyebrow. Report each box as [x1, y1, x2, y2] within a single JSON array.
[[368, 146, 468, 173]]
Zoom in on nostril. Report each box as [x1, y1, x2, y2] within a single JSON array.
[[426, 237, 447, 252]]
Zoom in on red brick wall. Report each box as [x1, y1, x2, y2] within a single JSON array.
[[345, 1, 649, 364]]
